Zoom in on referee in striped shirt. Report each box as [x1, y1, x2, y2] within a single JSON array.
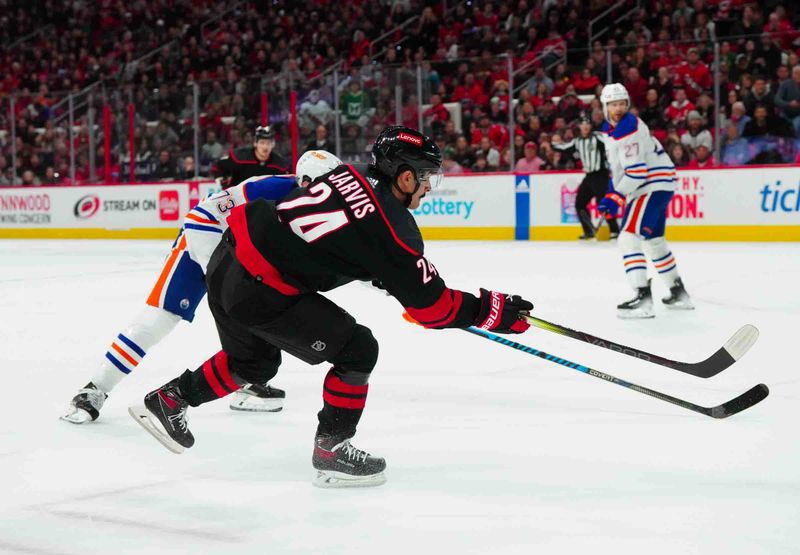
[[553, 117, 620, 240]]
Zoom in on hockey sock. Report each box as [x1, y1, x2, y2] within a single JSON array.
[[177, 351, 241, 407], [643, 236, 680, 287], [317, 369, 369, 439], [618, 231, 648, 289], [91, 306, 181, 393]]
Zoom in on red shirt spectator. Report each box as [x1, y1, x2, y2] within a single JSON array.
[[686, 145, 716, 169], [573, 69, 601, 94], [624, 68, 649, 108], [675, 49, 712, 101], [488, 123, 510, 151], [666, 89, 696, 127]]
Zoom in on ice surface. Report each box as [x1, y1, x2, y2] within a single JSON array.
[[0, 239, 798, 555]]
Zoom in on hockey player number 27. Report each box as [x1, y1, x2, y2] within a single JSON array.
[[277, 182, 349, 243]]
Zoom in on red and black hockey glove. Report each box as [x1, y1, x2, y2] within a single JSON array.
[[474, 289, 533, 334]]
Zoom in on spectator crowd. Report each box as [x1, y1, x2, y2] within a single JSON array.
[[1, 0, 800, 185]]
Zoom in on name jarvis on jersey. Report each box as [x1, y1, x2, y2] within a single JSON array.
[[326, 170, 376, 219]]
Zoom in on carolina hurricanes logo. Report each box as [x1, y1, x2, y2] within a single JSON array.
[[397, 132, 423, 147], [311, 340, 327, 352], [74, 195, 100, 219]]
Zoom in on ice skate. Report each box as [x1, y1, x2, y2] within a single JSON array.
[[617, 282, 655, 319], [312, 434, 386, 488], [229, 383, 285, 412], [662, 277, 694, 310], [129, 378, 194, 454], [61, 382, 108, 424]]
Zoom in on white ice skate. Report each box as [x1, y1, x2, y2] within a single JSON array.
[[61, 382, 107, 424], [229, 383, 285, 412]]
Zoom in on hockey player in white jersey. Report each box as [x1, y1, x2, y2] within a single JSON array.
[[62, 150, 343, 423], [597, 84, 693, 318]]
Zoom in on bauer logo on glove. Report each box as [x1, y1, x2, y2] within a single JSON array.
[[475, 289, 534, 335]]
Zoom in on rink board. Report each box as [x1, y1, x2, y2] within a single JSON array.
[[1, 167, 798, 240]]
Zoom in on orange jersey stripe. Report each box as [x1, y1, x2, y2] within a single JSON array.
[[111, 343, 139, 366], [185, 213, 218, 225], [654, 257, 675, 268]]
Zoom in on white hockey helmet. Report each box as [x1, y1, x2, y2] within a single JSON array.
[[295, 150, 342, 186], [600, 83, 630, 122]]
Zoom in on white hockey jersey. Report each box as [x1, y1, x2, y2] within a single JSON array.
[[182, 175, 296, 271], [600, 113, 677, 200]]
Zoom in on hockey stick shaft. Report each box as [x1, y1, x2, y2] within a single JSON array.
[[464, 326, 768, 418], [522, 315, 758, 379]]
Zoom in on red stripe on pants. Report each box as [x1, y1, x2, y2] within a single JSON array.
[[625, 195, 647, 234]]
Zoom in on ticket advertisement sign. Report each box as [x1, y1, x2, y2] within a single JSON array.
[[529, 166, 800, 240]]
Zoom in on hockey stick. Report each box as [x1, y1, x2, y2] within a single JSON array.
[[523, 315, 759, 379], [465, 326, 768, 419]]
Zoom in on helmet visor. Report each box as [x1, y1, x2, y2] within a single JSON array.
[[418, 167, 444, 190]]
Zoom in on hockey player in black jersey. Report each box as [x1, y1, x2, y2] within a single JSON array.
[[130, 126, 533, 488], [212, 125, 290, 189]]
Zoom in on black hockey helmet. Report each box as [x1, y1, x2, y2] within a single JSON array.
[[371, 126, 443, 206], [254, 125, 275, 141]]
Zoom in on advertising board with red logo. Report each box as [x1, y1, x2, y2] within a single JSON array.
[[0, 184, 207, 237], [529, 166, 800, 240]]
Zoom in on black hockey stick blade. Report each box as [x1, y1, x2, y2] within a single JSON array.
[[708, 383, 769, 419], [524, 315, 759, 379]]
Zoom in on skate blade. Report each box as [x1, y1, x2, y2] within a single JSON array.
[[229, 393, 284, 413], [60, 407, 92, 424], [616, 308, 655, 319], [313, 470, 387, 489], [128, 405, 185, 454], [663, 301, 695, 310]]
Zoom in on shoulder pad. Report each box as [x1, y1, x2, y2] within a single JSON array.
[[600, 121, 610, 133], [609, 113, 638, 140]]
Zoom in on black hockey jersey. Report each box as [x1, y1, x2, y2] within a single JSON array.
[[213, 146, 290, 189], [225, 164, 481, 329]]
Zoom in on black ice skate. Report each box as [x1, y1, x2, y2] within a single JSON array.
[[128, 378, 194, 454], [61, 382, 108, 424], [312, 434, 387, 488], [617, 281, 655, 319], [662, 277, 695, 310], [229, 383, 285, 412]]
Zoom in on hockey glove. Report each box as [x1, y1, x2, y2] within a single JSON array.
[[474, 289, 533, 334], [598, 191, 625, 216]]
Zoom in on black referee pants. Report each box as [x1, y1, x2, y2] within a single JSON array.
[[575, 170, 620, 235]]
